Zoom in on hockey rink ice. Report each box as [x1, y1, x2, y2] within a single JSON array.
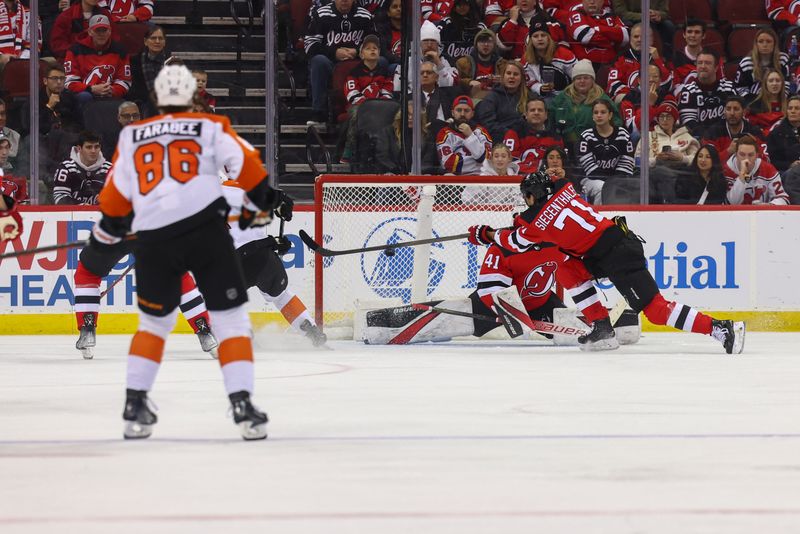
[[1, 331, 799, 534]]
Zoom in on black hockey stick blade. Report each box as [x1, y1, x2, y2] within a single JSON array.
[[0, 239, 89, 260], [299, 229, 471, 257]]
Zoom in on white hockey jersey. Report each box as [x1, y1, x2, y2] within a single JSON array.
[[99, 112, 266, 233]]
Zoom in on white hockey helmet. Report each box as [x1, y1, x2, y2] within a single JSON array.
[[154, 65, 197, 107]]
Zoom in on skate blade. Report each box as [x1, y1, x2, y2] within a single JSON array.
[[80, 347, 94, 360], [238, 421, 268, 441], [579, 338, 620, 352], [731, 321, 746, 355], [123, 422, 153, 439]]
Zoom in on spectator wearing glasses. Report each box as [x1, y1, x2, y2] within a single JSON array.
[[99, 101, 140, 157], [64, 14, 132, 109], [129, 25, 171, 117], [418, 60, 461, 129], [40, 65, 79, 135]]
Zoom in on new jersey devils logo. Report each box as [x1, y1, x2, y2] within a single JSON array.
[[521, 261, 557, 299], [85, 65, 115, 86]]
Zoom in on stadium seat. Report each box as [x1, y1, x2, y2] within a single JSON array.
[[723, 61, 740, 82], [290, 0, 312, 45], [673, 27, 726, 58], [595, 64, 612, 93], [114, 22, 149, 56], [330, 59, 360, 124], [0, 59, 51, 99], [669, 0, 714, 25], [716, 0, 770, 25], [727, 26, 770, 61]]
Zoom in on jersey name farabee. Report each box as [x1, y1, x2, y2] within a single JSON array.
[[133, 122, 203, 142]]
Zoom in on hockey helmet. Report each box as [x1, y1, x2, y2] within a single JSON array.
[[154, 65, 197, 107], [520, 171, 555, 202]]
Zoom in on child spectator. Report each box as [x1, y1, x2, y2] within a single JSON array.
[[51, 130, 110, 205], [437, 95, 492, 174], [723, 135, 789, 205], [475, 60, 531, 143], [503, 96, 564, 173], [734, 28, 789, 102], [462, 143, 520, 203], [522, 15, 576, 100], [456, 28, 502, 100], [192, 69, 216, 111], [566, 0, 629, 65], [675, 144, 729, 205], [340, 34, 393, 163]]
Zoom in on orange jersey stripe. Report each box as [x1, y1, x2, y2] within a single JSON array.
[[281, 296, 307, 325], [130, 331, 165, 363], [218, 336, 254, 366], [98, 174, 133, 218]]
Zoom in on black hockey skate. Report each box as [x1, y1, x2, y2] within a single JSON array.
[[229, 391, 268, 441], [299, 319, 328, 347], [711, 319, 746, 354], [75, 313, 97, 360], [577, 317, 620, 352], [194, 317, 219, 358], [123, 389, 157, 439]]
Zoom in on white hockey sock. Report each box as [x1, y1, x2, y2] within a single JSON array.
[[261, 289, 313, 330], [127, 355, 161, 391], [221, 360, 254, 395]]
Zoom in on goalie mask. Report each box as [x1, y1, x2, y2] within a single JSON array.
[[520, 171, 555, 203]]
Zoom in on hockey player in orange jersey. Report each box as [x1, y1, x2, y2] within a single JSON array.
[[96, 65, 293, 440]]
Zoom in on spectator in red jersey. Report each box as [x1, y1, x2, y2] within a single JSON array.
[[0, 134, 27, 204], [701, 96, 766, 158], [747, 69, 787, 134], [128, 26, 172, 117], [566, 0, 629, 66], [675, 144, 729, 205], [618, 65, 673, 139], [104, 0, 154, 23], [723, 135, 789, 205], [376, 0, 402, 71], [671, 19, 706, 93], [678, 48, 736, 138], [0, 0, 39, 71], [456, 28, 502, 100], [475, 60, 531, 143], [544, 0, 612, 26], [767, 95, 800, 203], [483, 0, 516, 29], [192, 69, 216, 111], [612, 0, 674, 59], [64, 14, 131, 111], [734, 28, 790, 102], [340, 34, 393, 163], [606, 22, 671, 105], [522, 15, 576, 100], [0, 183, 23, 243], [421, 0, 454, 23], [503, 96, 564, 173], [766, 0, 800, 28], [496, 0, 563, 59], [50, 0, 113, 59], [439, 0, 484, 62], [635, 100, 699, 203], [436, 95, 492, 174]]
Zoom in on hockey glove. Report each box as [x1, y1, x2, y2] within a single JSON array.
[[274, 190, 293, 221], [264, 235, 292, 255], [0, 194, 23, 243], [90, 215, 130, 249], [239, 195, 271, 230], [468, 225, 495, 246]]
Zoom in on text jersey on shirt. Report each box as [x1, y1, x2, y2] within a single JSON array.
[[221, 182, 268, 249], [494, 180, 615, 257], [99, 112, 266, 234], [477, 244, 566, 312]]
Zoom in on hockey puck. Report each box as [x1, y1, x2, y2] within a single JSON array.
[[384, 248, 396, 257]]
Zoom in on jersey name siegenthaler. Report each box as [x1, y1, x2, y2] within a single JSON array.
[[534, 186, 577, 231], [133, 121, 203, 142]]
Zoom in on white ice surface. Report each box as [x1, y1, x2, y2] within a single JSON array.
[[1, 331, 799, 534]]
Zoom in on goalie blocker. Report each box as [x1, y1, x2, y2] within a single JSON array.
[[362, 287, 640, 345]]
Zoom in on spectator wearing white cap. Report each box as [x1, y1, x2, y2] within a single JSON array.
[[393, 20, 460, 92]]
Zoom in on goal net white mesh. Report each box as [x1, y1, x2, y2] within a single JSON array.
[[314, 175, 527, 332]]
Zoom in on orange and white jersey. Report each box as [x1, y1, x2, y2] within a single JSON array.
[[221, 181, 266, 250], [99, 112, 266, 233]]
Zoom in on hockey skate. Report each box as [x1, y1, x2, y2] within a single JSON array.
[[123, 389, 157, 439], [194, 317, 219, 358], [299, 319, 328, 348], [577, 317, 620, 351], [711, 319, 746, 354], [229, 391, 268, 440], [75, 313, 97, 360]]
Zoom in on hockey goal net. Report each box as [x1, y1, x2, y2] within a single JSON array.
[[314, 175, 527, 335]]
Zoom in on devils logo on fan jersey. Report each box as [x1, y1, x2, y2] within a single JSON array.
[[521, 261, 557, 299], [85, 64, 116, 85]]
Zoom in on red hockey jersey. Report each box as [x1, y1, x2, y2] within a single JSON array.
[[502, 126, 564, 173], [102, 0, 154, 22], [64, 34, 131, 98], [344, 61, 393, 109], [494, 179, 615, 257], [566, 8, 629, 64], [477, 243, 566, 312]]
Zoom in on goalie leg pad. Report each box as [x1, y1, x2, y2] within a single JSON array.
[[363, 299, 475, 345]]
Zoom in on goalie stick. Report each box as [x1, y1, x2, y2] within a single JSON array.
[[299, 229, 470, 257], [411, 303, 590, 337]]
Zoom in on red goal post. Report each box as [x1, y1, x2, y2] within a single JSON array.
[[313, 174, 528, 335]]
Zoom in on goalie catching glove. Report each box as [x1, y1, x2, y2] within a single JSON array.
[[0, 194, 23, 243], [468, 225, 495, 246]]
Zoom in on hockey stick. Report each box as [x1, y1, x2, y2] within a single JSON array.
[[299, 229, 470, 257], [100, 263, 135, 298], [411, 303, 589, 337], [0, 239, 89, 260]]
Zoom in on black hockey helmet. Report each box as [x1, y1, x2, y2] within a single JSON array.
[[520, 171, 555, 202]]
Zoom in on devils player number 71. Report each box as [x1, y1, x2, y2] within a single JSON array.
[[134, 140, 201, 195], [554, 200, 603, 232]]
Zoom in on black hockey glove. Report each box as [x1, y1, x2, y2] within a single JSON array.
[[264, 235, 292, 255], [90, 215, 131, 250], [274, 190, 293, 222]]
